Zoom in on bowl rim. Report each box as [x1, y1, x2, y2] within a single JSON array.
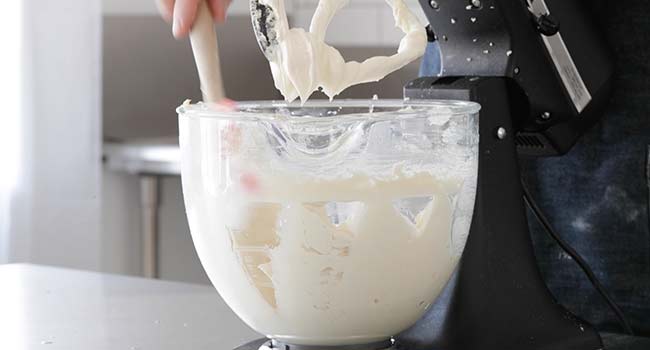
[[177, 99, 481, 123]]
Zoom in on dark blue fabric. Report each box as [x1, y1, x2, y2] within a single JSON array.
[[520, 1, 650, 335], [420, 1, 650, 335]]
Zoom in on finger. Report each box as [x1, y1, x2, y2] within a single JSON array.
[[208, 0, 223, 22], [173, 0, 200, 38], [156, 0, 175, 23], [209, 0, 231, 23]]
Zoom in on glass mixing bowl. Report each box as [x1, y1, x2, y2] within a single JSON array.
[[178, 99, 480, 347]]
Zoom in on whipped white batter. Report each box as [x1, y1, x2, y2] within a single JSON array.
[[184, 171, 467, 346], [180, 140, 477, 345], [260, 0, 427, 102]]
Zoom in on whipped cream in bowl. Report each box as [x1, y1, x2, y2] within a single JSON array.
[[178, 99, 480, 346]]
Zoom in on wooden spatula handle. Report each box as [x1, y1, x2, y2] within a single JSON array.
[[189, 1, 226, 102]]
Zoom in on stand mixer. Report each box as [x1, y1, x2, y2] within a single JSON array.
[[183, 0, 613, 349]]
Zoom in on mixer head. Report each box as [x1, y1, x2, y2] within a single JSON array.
[[417, 0, 614, 155]]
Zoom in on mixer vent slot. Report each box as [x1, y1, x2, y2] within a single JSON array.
[[515, 133, 546, 149]]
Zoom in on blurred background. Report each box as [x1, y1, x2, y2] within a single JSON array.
[[0, 0, 425, 284]]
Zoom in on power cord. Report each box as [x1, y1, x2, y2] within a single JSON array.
[[520, 177, 635, 336]]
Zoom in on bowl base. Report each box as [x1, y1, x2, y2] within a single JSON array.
[[235, 338, 396, 350]]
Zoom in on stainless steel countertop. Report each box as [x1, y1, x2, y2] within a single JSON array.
[[0, 264, 258, 350], [103, 137, 180, 176]]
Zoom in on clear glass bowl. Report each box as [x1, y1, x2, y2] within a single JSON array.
[[178, 99, 480, 347]]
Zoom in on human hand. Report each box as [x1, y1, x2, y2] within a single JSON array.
[[157, 0, 232, 38]]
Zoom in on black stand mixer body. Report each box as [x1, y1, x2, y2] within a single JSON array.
[[399, 0, 614, 349]]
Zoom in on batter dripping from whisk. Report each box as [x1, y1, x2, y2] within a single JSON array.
[[255, 0, 427, 102]]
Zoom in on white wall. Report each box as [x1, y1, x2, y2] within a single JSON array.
[[0, 0, 23, 264], [4, 0, 103, 271]]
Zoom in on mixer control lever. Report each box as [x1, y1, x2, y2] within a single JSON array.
[[534, 13, 560, 36]]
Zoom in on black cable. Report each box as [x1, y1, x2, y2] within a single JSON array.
[[520, 177, 635, 336]]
